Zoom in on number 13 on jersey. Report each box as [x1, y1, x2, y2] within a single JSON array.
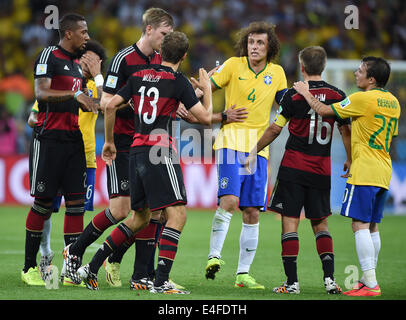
[[138, 86, 159, 124]]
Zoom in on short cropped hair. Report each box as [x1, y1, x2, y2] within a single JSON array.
[[58, 13, 86, 39], [235, 21, 280, 62], [299, 46, 327, 76], [142, 8, 174, 33], [362, 56, 391, 88], [161, 31, 189, 64]]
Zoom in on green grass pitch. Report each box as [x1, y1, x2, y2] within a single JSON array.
[[0, 206, 405, 302]]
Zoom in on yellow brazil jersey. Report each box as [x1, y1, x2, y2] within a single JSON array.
[[79, 79, 98, 169], [331, 88, 401, 189], [31, 80, 98, 168], [211, 56, 287, 159]]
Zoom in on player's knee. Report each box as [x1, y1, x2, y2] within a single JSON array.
[[109, 197, 131, 221], [128, 209, 151, 230], [311, 218, 329, 234], [242, 207, 260, 223], [220, 195, 239, 212]]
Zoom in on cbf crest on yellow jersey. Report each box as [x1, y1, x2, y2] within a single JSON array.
[[331, 88, 401, 189], [211, 56, 287, 159]]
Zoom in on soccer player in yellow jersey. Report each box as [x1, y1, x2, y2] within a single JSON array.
[[205, 21, 288, 289], [293, 56, 401, 297], [25, 40, 106, 285]]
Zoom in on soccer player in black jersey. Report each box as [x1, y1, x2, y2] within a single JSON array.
[[22, 13, 98, 286], [63, 8, 175, 289], [77, 31, 213, 293], [245, 46, 351, 294]]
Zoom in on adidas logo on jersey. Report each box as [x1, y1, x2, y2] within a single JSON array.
[[275, 203, 284, 209], [64, 65, 70, 70]]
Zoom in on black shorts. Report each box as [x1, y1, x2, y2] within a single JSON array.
[[106, 150, 130, 198], [268, 179, 331, 220], [129, 151, 187, 212], [29, 137, 86, 200]]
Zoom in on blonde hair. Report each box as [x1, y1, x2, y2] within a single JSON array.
[[142, 8, 174, 33]]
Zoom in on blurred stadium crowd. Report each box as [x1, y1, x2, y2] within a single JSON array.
[[0, 0, 405, 159]]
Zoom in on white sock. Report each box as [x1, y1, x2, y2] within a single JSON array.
[[208, 208, 232, 259], [40, 218, 52, 257], [355, 229, 377, 288], [370, 231, 381, 268], [237, 223, 259, 274]]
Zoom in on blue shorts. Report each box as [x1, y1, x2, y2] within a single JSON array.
[[52, 168, 96, 212], [340, 183, 388, 223], [217, 149, 268, 211]]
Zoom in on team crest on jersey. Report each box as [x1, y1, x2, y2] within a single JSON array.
[[106, 75, 118, 88], [220, 177, 229, 189], [120, 180, 129, 191], [36, 181, 46, 193], [264, 75, 272, 85], [339, 97, 351, 108]]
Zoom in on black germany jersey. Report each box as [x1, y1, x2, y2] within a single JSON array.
[[117, 65, 198, 153], [33, 45, 85, 141], [276, 80, 350, 189], [103, 44, 162, 151]]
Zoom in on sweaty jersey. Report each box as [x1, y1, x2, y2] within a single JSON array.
[[210, 56, 287, 159], [103, 44, 162, 151], [274, 81, 349, 189], [117, 65, 198, 153], [331, 88, 401, 189], [31, 79, 99, 168], [33, 45, 85, 141]]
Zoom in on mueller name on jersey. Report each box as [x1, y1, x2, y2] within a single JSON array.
[[142, 74, 161, 83]]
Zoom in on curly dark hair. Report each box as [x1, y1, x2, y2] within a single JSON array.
[[235, 21, 280, 62]]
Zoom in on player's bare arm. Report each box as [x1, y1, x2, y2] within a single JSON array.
[[35, 77, 75, 102], [244, 123, 283, 173], [178, 103, 248, 124], [35, 77, 99, 113], [102, 94, 125, 165], [293, 81, 335, 117], [338, 124, 352, 178], [100, 91, 131, 114]]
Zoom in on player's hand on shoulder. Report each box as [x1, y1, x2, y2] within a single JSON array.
[[293, 81, 309, 96], [102, 142, 116, 166]]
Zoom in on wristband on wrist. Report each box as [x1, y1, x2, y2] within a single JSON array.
[[221, 111, 227, 123], [74, 90, 83, 100], [94, 74, 104, 87]]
